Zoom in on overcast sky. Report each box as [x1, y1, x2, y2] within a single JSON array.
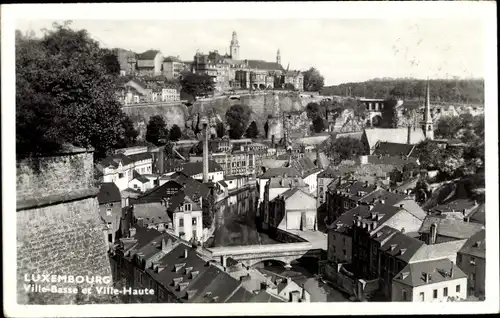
[[16, 18, 485, 85]]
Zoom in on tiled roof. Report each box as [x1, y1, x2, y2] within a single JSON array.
[[99, 153, 134, 168], [393, 258, 467, 288], [359, 188, 408, 206], [137, 50, 160, 60], [467, 204, 485, 225], [181, 160, 223, 176], [363, 128, 426, 149], [331, 203, 401, 234], [268, 177, 307, 189], [248, 291, 285, 302], [409, 239, 467, 264], [275, 187, 313, 202], [133, 202, 171, 225], [373, 142, 416, 157], [337, 181, 379, 201], [432, 199, 478, 214], [418, 216, 484, 240], [458, 229, 485, 259], [260, 167, 301, 179], [356, 155, 418, 168], [98, 182, 121, 204], [133, 170, 150, 184], [379, 231, 425, 263], [187, 266, 242, 303], [318, 167, 338, 178], [218, 180, 228, 188], [246, 60, 284, 71]]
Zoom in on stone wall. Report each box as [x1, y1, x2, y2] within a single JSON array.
[[16, 147, 115, 304], [122, 93, 327, 139]]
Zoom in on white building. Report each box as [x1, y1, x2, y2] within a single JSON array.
[[97, 151, 153, 192], [391, 258, 468, 302], [167, 194, 203, 243], [181, 160, 225, 183]]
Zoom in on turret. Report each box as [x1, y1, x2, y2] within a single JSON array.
[[424, 79, 434, 140], [230, 31, 240, 60], [277, 49, 281, 65]]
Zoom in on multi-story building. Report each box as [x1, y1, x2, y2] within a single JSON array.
[[326, 181, 379, 223], [110, 225, 274, 303], [166, 191, 204, 242], [391, 258, 468, 302], [113, 48, 137, 76], [136, 50, 164, 76], [162, 56, 187, 80], [456, 229, 485, 298], [97, 152, 153, 192], [268, 188, 317, 231], [98, 182, 123, 244], [180, 160, 225, 183]]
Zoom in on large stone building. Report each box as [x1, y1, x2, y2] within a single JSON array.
[[192, 32, 304, 92]]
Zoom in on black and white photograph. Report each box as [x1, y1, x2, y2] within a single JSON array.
[[2, 1, 498, 316]]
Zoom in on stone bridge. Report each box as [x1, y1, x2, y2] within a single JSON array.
[[207, 242, 323, 268]]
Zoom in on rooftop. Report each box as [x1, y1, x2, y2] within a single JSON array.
[[418, 216, 484, 240], [379, 231, 425, 263], [181, 160, 223, 176], [458, 229, 485, 259], [98, 182, 121, 204], [393, 258, 467, 288], [137, 50, 161, 60], [260, 167, 301, 179], [268, 177, 308, 189], [373, 142, 416, 158], [363, 128, 426, 149]]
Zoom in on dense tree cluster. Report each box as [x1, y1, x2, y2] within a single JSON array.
[[244, 121, 259, 138], [303, 67, 325, 92], [145, 115, 168, 145], [225, 104, 252, 139], [16, 23, 137, 160], [169, 124, 182, 141], [180, 73, 216, 101], [324, 136, 366, 165], [321, 78, 484, 104]]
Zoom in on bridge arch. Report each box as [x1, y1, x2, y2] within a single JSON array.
[[250, 259, 287, 269]]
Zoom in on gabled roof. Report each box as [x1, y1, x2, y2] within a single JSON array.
[[418, 216, 484, 240], [268, 177, 307, 189], [181, 160, 223, 176], [137, 50, 161, 60], [318, 167, 338, 179], [187, 266, 242, 303], [458, 229, 485, 259], [163, 56, 182, 63], [393, 258, 467, 288], [431, 199, 478, 214], [98, 182, 121, 204], [132, 170, 150, 184], [133, 202, 171, 225], [467, 204, 485, 225], [359, 188, 408, 206], [379, 231, 425, 263], [363, 128, 425, 149], [373, 142, 416, 157], [246, 60, 284, 71], [331, 203, 401, 234], [336, 181, 379, 201], [99, 153, 134, 168], [260, 167, 301, 179], [275, 187, 313, 202]]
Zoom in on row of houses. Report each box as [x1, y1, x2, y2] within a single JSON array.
[[116, 76, 181, 104], [318, 178, 486, 302]]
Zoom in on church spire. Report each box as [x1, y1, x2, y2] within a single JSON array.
[[424, 78, 434, 140], [230, 31, 240, 60], [277, 49, 281, 65]]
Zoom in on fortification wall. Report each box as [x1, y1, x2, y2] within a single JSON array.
[[16, 147, 115, 304], [122, 93, 326, 139]]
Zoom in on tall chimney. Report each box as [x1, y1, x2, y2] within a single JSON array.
[[407, 125, 411, 145], [202, 116, 209, 183]]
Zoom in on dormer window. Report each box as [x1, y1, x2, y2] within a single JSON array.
[[184, 203, 192, 211]]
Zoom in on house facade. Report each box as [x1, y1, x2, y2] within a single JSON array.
[[98, 182, 123, 244], [268, 188, 317, 231], [136, 50, 164, 76], [456, 229, 485, 298]]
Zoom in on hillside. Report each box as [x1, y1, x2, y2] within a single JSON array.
[[321, 78, 484, 104]]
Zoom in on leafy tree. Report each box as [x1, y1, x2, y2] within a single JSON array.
[[303, 67, 325, 92], [116, 114, 139, 148], [216, 122, 225, 138], [190, 141, 203, 155], [326, 137, 366, 165], [415, 180, 431, 204], [245, 121, 259, 138], [312, 116, 325, 133], [146, 115, 168, 145], [180, 73, 215, 101], [225, 104, 251, 139], [284, 83, 296, 91], [264, 121, 269, 139], [169, 124, 182, 141], [16, 23, 128, 160], [381, 98, 400, 128], [414, 140, 444, 170], [436, 116, 462, 139], [306, 102, 321, 120], [101, 48, 121, 76]]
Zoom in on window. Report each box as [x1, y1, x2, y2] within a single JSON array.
[[332, 234, 336, 241], [456, 285, 461, 293], [402, 290, 407, 301], [332, 246, 336, 254], [419, 292, 424, 301], [192, 218, 197, 226], [433, 289, 438, 299], [470, 256, 476, 265], [118, 173, 124, 179], [106, 208, 112, 216], [443, 287, 448, 297], [179, 218, 184, 227], [342, 249, 346, 256], [133, 184, 138, 189], [343, 201, 349, 209]]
